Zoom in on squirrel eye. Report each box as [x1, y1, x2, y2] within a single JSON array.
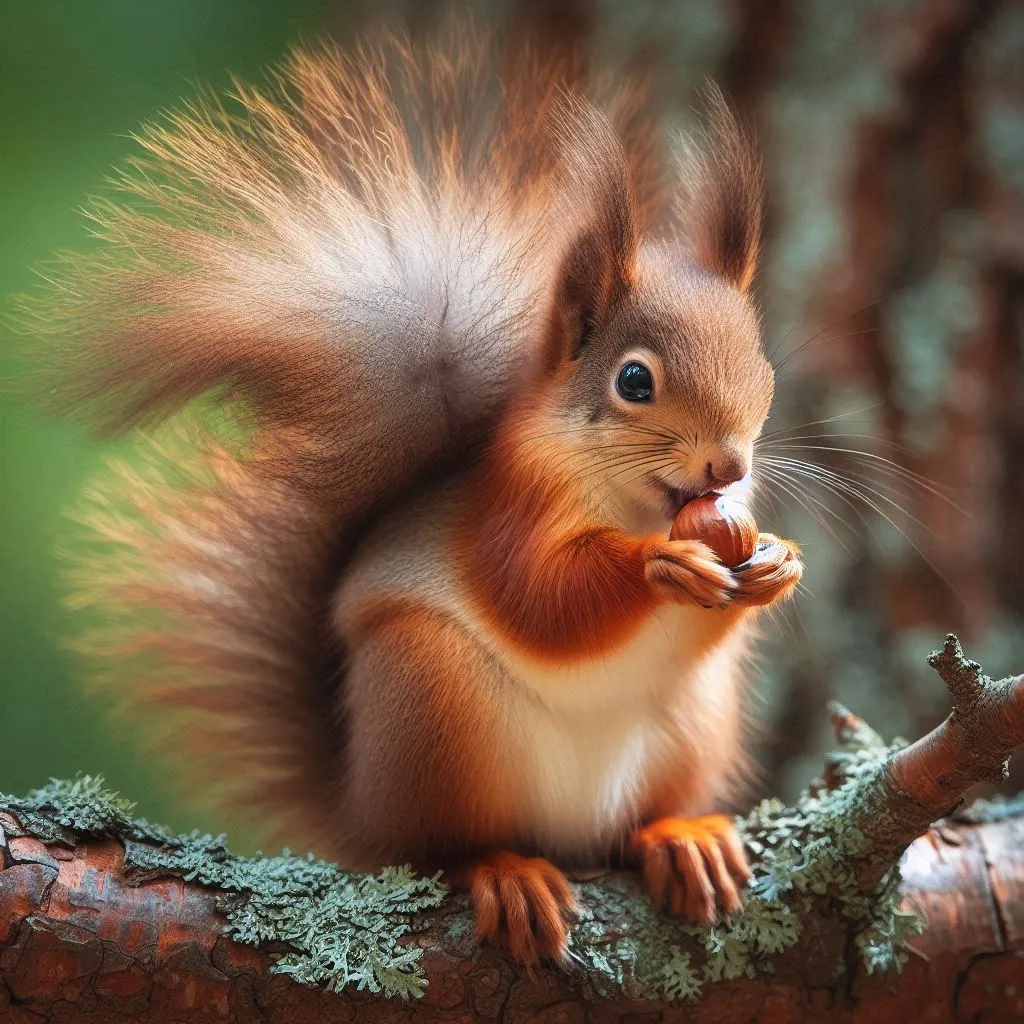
[[616, 361, 654, 402]]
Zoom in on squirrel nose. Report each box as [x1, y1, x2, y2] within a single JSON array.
[[707, 449, 749, 488]]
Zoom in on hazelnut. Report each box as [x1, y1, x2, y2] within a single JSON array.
[[670, 493, 758, 567]]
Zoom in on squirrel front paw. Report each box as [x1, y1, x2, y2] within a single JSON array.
[[468, 851, 578, 965], [730, 533, 802, 608], [632, 814, 751, 923], [644, 539, 736, 609]]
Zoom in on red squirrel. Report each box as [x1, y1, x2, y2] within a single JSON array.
[[27, 25, 802, 965]]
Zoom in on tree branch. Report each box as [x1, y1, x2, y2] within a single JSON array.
[[858, 635, 1024, 882], [2, 634, 1022, 1022]]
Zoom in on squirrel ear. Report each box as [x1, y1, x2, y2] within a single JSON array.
[[675, 83, 764, 293], [545, 99, 638, 366]]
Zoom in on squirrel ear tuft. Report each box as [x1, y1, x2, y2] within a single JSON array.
[[675, 83, 764, 293], [545, 98, 638, 366]]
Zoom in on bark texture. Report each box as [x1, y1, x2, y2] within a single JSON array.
[[2, 635, 1022, 1023], [2, 810, 1023, 1022]]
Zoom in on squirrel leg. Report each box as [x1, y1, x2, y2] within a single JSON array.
[[342, 601, 575, 964], [631, 814, 751, 923], [462, 852, 578, 965], [730, 533, 803, 608]]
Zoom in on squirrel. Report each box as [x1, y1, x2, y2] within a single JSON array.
[[24, 23, 803, 964]]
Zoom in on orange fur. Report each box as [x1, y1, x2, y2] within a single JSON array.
[[467, 852, 577, 964], [632, 815, 751, 922], [338, 597, 523, 867], [732, 533, 803, 606], [456, 406, 759, 661], [24, 17, 799, 968], [458, 421, 658, 660]]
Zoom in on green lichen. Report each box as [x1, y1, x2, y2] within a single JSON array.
[[566, 730, 924, 1003], [3, 773, 145, 842], [1, 775, 447, 999], [658, 950, 703, 1002], [1, 762, 929, 1006]]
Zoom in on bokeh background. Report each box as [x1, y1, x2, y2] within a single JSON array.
[[3, 0, 1022, 844]]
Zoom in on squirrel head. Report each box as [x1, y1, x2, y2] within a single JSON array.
[[523, 88, 772, 532]]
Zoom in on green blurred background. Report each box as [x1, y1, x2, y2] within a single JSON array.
[[1, 0, 342, 834], [3, 0, 1023, 845]]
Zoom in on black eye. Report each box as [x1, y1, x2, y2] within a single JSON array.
[[616, 361, 654, 402]]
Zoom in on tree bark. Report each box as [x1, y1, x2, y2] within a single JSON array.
[[2, 810, 1023, 1022], [2, 635, 1022, 1023]]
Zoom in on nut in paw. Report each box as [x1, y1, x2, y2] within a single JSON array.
[[731, 533, 803, 608]]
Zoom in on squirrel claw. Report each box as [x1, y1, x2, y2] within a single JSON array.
[[731, 533, 803, 608], [631, 814, 751, 923], [468, 851, 577, 965]]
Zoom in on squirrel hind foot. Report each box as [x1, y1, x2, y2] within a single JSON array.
[[467, 851, 578, 965], [631, 814, 751, 923]]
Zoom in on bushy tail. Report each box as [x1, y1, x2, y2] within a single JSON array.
[[16, 23, 664, 853], [67, 426, 350, 851]]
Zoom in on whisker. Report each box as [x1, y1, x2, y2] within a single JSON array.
[[767, 296, 885, 369], [758, 407, 886, 441], [768, 296, 886, 372], [825, 456, 960, 508], [765, 311, 808, 366], [602, 459, 677, 497], [588, 456, 678, 506], [761, 455, 927, 529], [758, 442, 935, 489], [760, 462, 859, 532], [759, 455, 954, 586], [760, 444, 963, 510], [480, 421, 677, 459], [773, 328, 881, 375], [761, 460, 876, 535], [546, 445, 669, 479], [758, 464, 857, 551], [758, 433, 920, 465], [598, 453, 677, 486]]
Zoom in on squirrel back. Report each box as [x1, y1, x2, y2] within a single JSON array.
[[22, 23, 762, 853]]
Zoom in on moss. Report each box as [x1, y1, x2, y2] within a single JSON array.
[[566, 724, 924, 1001], [2, 762, 928, 1005], [1, 775, 447, 999]]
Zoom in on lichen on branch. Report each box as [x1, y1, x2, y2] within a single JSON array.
[[1, 634, 1021, 1010], [1, 775, 448, 999]]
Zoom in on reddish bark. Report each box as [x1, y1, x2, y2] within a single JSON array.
[[2, 814, 1023, 1023], [3, 633, 1022, 1022]]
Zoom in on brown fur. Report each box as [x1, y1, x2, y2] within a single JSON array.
[[468, 852, 579, 965], [20, 24, 667, 847], [327, 109, 792, 958], [673, 84, 764, 292], [633, 815, 750, 922], [339, 598, 523, 867], [23, 20, 792, 963]]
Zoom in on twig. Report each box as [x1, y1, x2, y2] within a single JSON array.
[[845, 634, 1024, 882]]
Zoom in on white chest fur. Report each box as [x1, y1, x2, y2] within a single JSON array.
[[490, 604, 746, 856]]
